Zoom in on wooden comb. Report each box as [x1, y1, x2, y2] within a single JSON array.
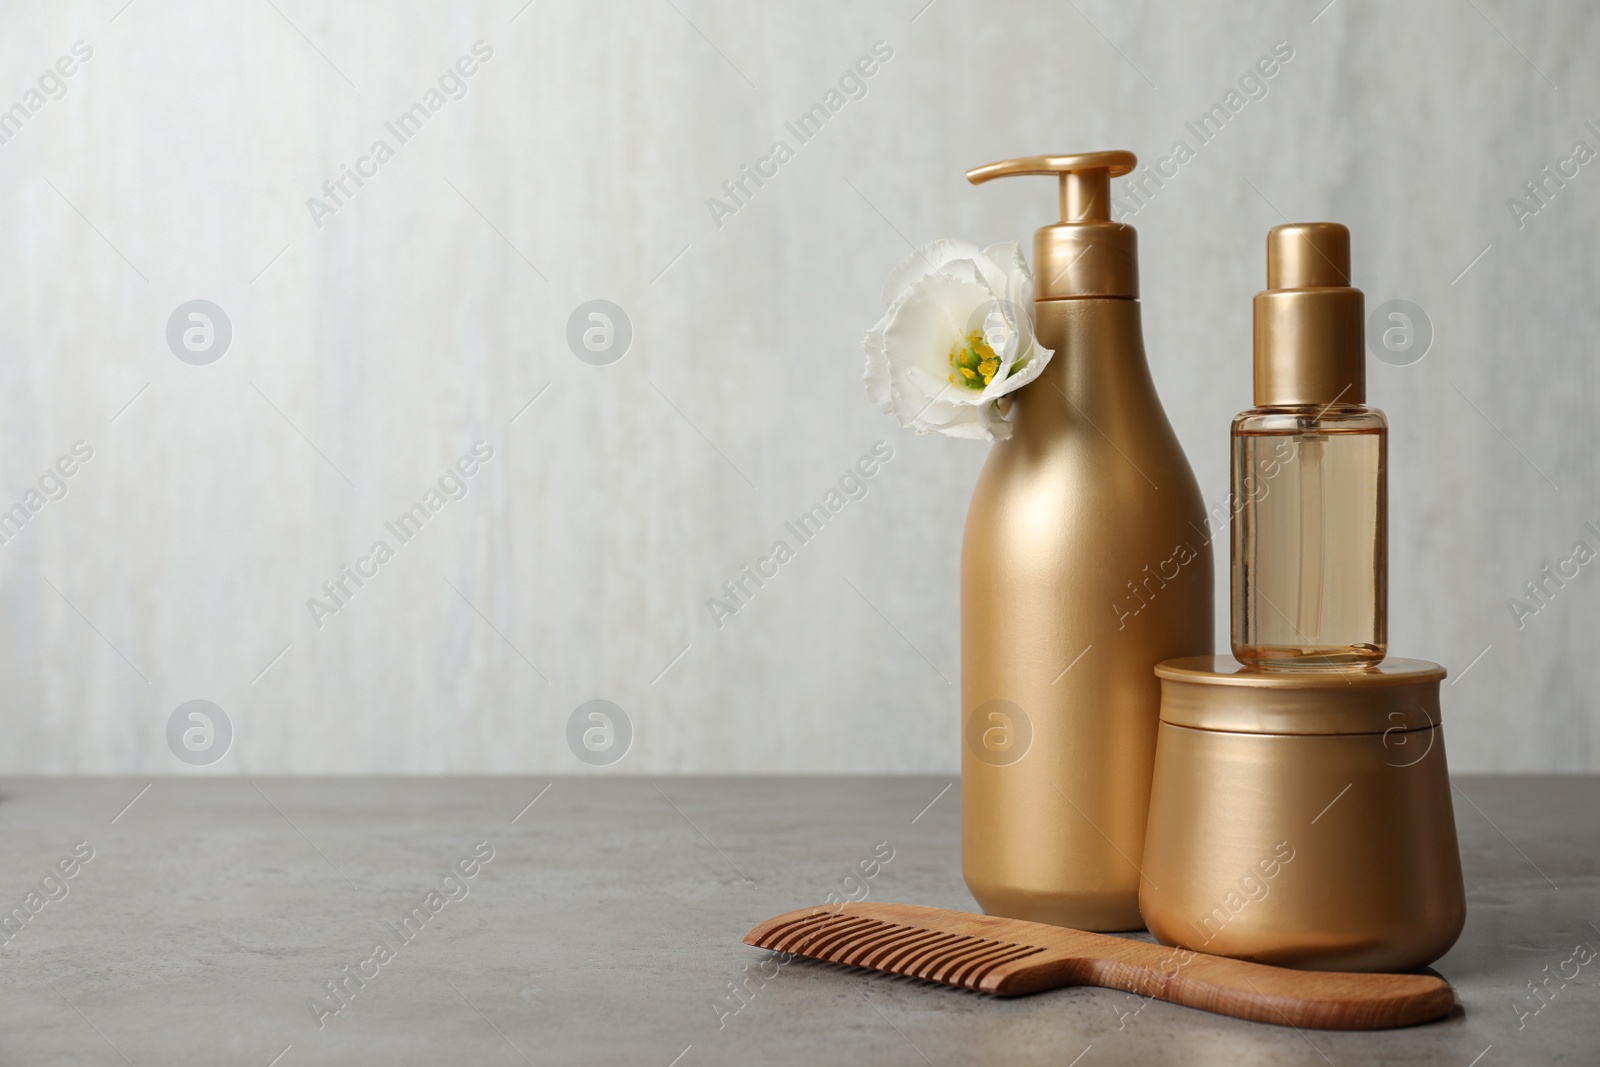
[[744, 902, 1455, 1029]]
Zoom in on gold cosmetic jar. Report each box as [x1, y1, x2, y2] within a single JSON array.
[[1140, 656, 1466, 972]]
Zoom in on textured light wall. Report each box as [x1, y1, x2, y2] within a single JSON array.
[[0, 0, 1594, 773]]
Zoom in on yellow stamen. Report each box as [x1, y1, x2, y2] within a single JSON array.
[[948, 330, 1000, 391]]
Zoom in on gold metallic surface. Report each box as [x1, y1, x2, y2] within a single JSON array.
[[1155, 656, 1441, 734], [1029, 224, 1139, 301], [962, 295, 1213, 932], [1254, 222, 1365, 406], [1267, 222, 1351, 288], [1141, 659, 1466, 972], [967, 151, 1140, 299], [965, 152, 1137, 217]]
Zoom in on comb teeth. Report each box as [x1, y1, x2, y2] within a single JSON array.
[[748, 913, 1045, 991]]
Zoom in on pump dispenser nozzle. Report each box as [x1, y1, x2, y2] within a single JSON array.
[[967, 151, 1139, 300], [1254, 222, 1365, 407]]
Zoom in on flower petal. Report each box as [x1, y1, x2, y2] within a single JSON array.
[[976, 400, 1014, 441], [880, 239, 987, 305], [982, 337, 1052, 402], [863, 315, 894, 414], [969, 241, 1018, 301]]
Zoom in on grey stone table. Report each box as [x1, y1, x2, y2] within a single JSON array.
[[0, 776, 1594, 1066]]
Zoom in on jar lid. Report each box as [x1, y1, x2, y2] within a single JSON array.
[[1155, 656, 1445, 736]]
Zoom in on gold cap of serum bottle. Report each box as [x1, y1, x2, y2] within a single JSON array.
[[1252, 222, 1365, 407]]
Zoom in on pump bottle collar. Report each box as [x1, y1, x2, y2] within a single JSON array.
[[967, 151, 1139, 300]]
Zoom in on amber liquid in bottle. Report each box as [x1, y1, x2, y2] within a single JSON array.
[[1231, 405, 1387, 670]]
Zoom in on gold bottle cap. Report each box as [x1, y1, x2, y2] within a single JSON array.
[[966, 151, 1138, 300], [1155, 656, 1444, 735], [1253, 222, 1365, 407]]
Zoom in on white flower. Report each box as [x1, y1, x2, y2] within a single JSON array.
[[863, 239, 1052, 441]]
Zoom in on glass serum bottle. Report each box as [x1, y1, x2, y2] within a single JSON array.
[[1232, 223, 1386, 671]]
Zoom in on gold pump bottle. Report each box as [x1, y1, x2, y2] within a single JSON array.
[[1232, 223, 1387, 670], [961, 152, 1213, 931]]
